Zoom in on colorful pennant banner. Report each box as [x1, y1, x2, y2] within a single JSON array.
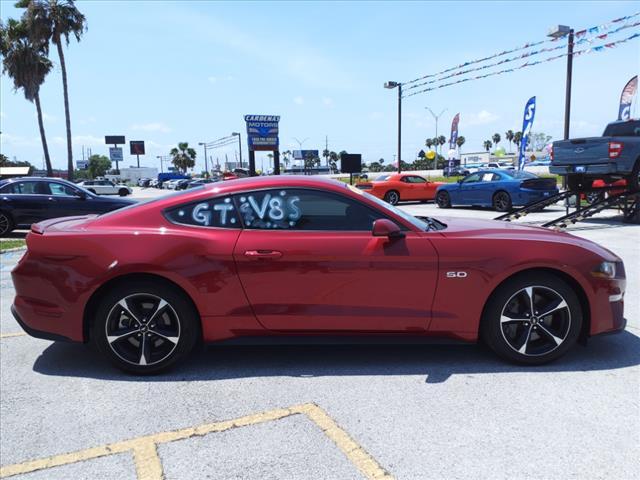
[[404, 31, 640, 98], [403, 11, 640, 87]]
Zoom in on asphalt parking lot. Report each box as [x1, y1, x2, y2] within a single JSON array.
[[0, 200, 638, 480]]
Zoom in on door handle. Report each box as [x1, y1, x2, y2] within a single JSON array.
[[244, 250, 283, 260]]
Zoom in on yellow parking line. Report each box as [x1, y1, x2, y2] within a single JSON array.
[[0, 403, 394, 480], [0, 332, 26, 339]]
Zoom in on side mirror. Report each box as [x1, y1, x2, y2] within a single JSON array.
[[372, 219, 405, 239], [75, 190, 88, 199]]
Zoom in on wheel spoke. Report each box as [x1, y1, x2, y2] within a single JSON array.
[[138, 334, 152, 366], [147, 299, 168, 324], [118, 299, 141, 323], [524, 287, 535, 316], [107, 329, 136, 345], [150, 329, 179, 344], [500, 315, 528, 324], [517, 325, 533, 354], [537, 324, 564, 346], [538, 299, 568, 319]]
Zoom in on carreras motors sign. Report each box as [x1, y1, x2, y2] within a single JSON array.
[[244, 115, 279, 151]]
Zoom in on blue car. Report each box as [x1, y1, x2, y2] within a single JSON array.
[[435, 169, 559, 212]]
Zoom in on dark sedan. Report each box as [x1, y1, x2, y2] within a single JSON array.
[[0, 177, 135, 236]]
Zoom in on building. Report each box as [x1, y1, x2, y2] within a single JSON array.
[[0, 166, 31, 179], [108, 167, 158, 184]]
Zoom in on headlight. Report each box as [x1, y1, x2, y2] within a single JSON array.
[[592, 261, 616, 279]]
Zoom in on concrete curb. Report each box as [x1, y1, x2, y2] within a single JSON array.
[[0, 247, 27, 254]]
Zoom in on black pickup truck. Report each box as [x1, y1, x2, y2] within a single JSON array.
[[550, 119, 640, 190]]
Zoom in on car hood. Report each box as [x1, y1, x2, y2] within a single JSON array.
[[434, 216, 620, 261]]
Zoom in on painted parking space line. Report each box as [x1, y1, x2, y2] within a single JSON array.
[[0, 332, 26, 339], [0, 403, 394, 480]]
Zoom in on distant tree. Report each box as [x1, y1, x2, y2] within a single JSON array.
[[170, 142, 197, 172], [328, 151, 339, 172], [425, 138, 434, 150], [492, 133, 501, 150], [437, 135, 446, 154], [281, 150, 292, 168], [483, 140, 493, 152], [455, 135, 466, 153], [368, 161, 382, 172], [322, 148, 329, 167], [304, 151, 320, 172], [530, 131, 552, 151], [17, 0, 87, 181], [513, 131, 522, 149], [505, 129, 515, 153], [0, 18, 53, 175], [87, 154, 111, 178], [413, 157, 429, 170]]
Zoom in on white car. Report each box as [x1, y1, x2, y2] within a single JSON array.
[[78, 180, 132, 196]]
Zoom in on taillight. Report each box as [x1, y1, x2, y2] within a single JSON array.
[[609, 142, 624, 159], [550, 144, 554, 161]]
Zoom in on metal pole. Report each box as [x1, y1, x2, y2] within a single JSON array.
[[238, 133, 243, 168], [397, 83, 402, 173], [204, 144, 208, 174], [564, 29, 574, 140]]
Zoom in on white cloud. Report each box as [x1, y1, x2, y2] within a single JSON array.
[[1, 133, 39, 148], [208, 75, 234, 84], [322, 97, 334, 107], [293, 96, 304, 105], [131, 122, 172, 133], [33, 112, 57, 122], [368, 112, 384, 120], [207, 76, 218, 83], [462, 110, 499, 126], [52, 134, 104, 147]]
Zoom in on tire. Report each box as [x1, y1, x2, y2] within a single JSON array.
[[92, 280, 200, 374], [384, 190, 400, 205], [586, 191, 605, 205], [492, 191, 512, 212], [118, 188, 129, 197], [481, 272, 582, 365], [628, 160, 640, 191], [436, 190, 451, 208], [0, 211, 14, 237]]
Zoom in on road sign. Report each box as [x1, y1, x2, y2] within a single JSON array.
[[76, 160, 89, 170], [293, 150, 319, 160], [105, 135, 125, 145], [130, 141, 145, 155], [109, 147, 123, 162], [244, 115, 279, 151]]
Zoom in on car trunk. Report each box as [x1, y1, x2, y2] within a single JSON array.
[[520, 177, 557, 190], [552, 137, 611, 166]]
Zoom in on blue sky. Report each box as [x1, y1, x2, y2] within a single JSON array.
[[1, 0, 639, 172]]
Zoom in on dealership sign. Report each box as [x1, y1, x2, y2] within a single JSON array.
[[109, 147, 123, 162], [244, 115, 279, 151]]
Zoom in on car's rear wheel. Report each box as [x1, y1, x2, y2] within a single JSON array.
[[92, 281, 199, 374], [492, 191, 512, 212], [629, 159, 640, 191], [0, 211, 14, 237], [436, 191, 451, 208], [481, 273, 582, 365], [118, 188, 129, 197], [586, 191, 605, 205], [384, 190, 400, 205]]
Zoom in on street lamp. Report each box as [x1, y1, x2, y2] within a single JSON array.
[[425, 107, 447, 156], [156, 155, 166, 173], [198, 142, 209, 174], [231, 132, 243, 168], [548, 25, 573, 140], [385, 81, 402, 173]]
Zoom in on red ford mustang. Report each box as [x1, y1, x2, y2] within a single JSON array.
[[11, 177, 626, 373], [356, 173, 444, 205]]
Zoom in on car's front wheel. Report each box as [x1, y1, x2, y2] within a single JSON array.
[[481, 273, 582, 365], [384, 190, 400, 205], [119, 188, 129, 197], [92, 280, 200, 374], [436, 191, 451, 208]]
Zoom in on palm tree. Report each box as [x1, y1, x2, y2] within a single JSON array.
[[513, 131, 523, 150], [281, 150, 291, 169], [455, 135, 466, 154], [322, 148, 329, 167], [505, 130, 514, 153], [437, 135, 446, 154], [0, 18, 53, 175], [483, 140, 492, 152], [425, 138, 434, 150], [170, 142, 197, 173], [492, 133, 501, 151], [17, 0, 87, 181]]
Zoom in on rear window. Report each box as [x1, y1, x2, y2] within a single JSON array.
[[603, 120, 640, 137]]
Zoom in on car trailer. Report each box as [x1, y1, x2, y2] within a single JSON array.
[[494, 183, 640, 229]]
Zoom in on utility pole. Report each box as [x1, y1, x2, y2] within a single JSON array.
[[384, 81, 402, 173], [425, 107, 447, 155]]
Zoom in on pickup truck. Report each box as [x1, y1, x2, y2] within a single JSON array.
[[550, 119, 640, 190]]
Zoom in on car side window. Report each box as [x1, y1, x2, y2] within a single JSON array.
[[234, 189, 386, 231], [481, 173, 496, 182], [462, 173, 482, 183], [48, 182, 77, 196], [405, 176, 426, 184], [3, 181, 40, 194], [164, 196, 240, 228]]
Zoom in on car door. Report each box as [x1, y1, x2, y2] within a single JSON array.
[[0, 181, 45, 226], [475, 172, 501, 206], [402, 175, 429, 200], [45, 181, 97, 218], [232, 188, 439, 332], [456, 172, 483, 204]]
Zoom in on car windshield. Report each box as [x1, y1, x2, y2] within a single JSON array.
[[346, 184, 444, 231]]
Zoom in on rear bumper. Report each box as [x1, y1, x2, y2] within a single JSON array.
[[11, 304, 74, 342], [550, 163, 628, 176]]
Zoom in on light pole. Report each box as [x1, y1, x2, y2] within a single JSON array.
[[231, 132, 243, 168], [198, 142, 209, 174], [156, 155, 168, 173], [384, 81, 402, 173], [548, 25, 573, 140], [425, 107, 447, 156]]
